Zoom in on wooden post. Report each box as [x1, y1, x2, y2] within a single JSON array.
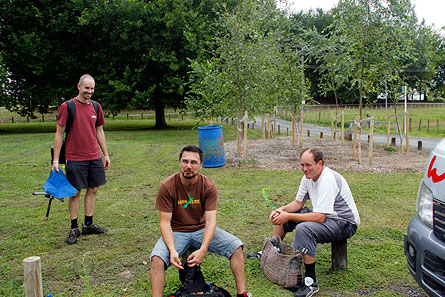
[[320, 132, 323, 139], [369, 117, 374, 166], [307, 130, 310, 137], [437, 119, 439, 134], [387, 115, 391, 147], [299, 110, 304, 147], [330, 112, 334, 140], [291, 116, 295, 144], [278, 125, 280, 135], [341, 112, 345, 142], [331, 239, 347, 270], [141, 113, 143, 120], [236, 115, 241, 155], [352, 119, 357, 160], [391, 137, 396, 146], [427, 119, 430, 133], [243, 111, 248, 159], [418, 119, 421, 131], [406, 117, 410, 152], [318, 111, 321, 125], [273, 118, 277, 138], [268, 114, 271, 139], [286, 127, 289, 136], [418, 141, 422, 151], [262, 116, 265, 139], [24, 256, 43, 297], [127, 113, 129, 120]]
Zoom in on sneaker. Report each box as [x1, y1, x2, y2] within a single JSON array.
[[237, 292, 252, 297], [293, 277, 319, 297], [82, 223, 108, 235], [247, 251, 262, 259], [66, 228, 80, 244]]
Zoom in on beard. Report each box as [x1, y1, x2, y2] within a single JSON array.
[[182, 171, 197, 179]]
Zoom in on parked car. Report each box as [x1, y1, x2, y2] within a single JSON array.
[[404, 138, 445, 296]]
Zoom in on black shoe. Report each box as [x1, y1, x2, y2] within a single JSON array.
[[247, 251, 262, 259], [294, 277, 319, 297], [66, 228, 80, 244], [82, 223, 108, 235]]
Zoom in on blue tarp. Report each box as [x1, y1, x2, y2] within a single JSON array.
[[42, 169, 78, 198]]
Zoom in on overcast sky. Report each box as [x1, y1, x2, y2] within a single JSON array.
[[283, 0, 445, 31]]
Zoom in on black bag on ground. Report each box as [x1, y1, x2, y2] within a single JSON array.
[[169, 261, 232, 297]]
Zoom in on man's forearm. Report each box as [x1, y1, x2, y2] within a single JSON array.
[[200, 221, 216, 252], [288, 211, 326, 223], [96, 127, 109, 156], [160, 221, 176, 253]]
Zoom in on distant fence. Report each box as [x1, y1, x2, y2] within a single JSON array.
[[0, 111, 192, 124]]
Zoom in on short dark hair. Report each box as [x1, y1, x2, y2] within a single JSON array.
[[179, 145, 203, 163], [300, 147, 324, 165]]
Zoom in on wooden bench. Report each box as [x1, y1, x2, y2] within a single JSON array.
[[331, 239, 347, 270]]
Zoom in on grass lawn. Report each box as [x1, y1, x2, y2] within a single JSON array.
[[0, 120, 425, 296]]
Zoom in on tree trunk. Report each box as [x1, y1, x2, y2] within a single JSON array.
[[154, 102, 167, 128]]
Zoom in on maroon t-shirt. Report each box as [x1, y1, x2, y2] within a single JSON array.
[[56, 98, 105, 161], [155, 173, 218, 232]]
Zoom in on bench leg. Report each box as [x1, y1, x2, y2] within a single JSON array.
[[331, 239, 347, 270]]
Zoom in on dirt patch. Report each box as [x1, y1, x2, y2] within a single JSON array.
[[225, 136, 430, 174]]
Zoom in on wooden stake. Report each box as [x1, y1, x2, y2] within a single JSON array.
[[273, 118, 276, 138], [406, 116, 410, 152], [352, 118, 357, 160], [292, 108, 297, 145], [341, 112, 345, 142], [24, 256, 43, 297], [236, 115, 241, 155], [299, 110, 304, 147], [262, 116, 265, 139], [368, 117, 374, 166], [243, 111, 248, 159]]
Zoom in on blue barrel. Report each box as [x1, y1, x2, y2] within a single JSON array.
[[198, 125, 225, 168]]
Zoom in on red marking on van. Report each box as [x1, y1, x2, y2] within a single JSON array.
[[427, 156, 445, 183]]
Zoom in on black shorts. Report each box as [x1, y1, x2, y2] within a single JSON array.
[[66, 158, 106, 190]]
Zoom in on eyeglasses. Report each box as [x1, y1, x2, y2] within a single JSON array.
[[181, 159, 200, 166]]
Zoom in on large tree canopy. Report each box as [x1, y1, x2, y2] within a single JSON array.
[[1, 0, 443, 123], [0, 0, 239, 126]]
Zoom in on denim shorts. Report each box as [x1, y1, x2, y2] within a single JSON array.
[[150, 227, 243, 268], [66, 158, 106, 190]]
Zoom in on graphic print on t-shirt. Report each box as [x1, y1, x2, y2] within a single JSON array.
[[179, 194, 200, 208]]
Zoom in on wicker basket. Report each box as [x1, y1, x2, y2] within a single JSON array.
[[260, 236, 303, 288]]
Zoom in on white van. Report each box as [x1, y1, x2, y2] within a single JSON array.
[[404, 138, 445, 296]]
